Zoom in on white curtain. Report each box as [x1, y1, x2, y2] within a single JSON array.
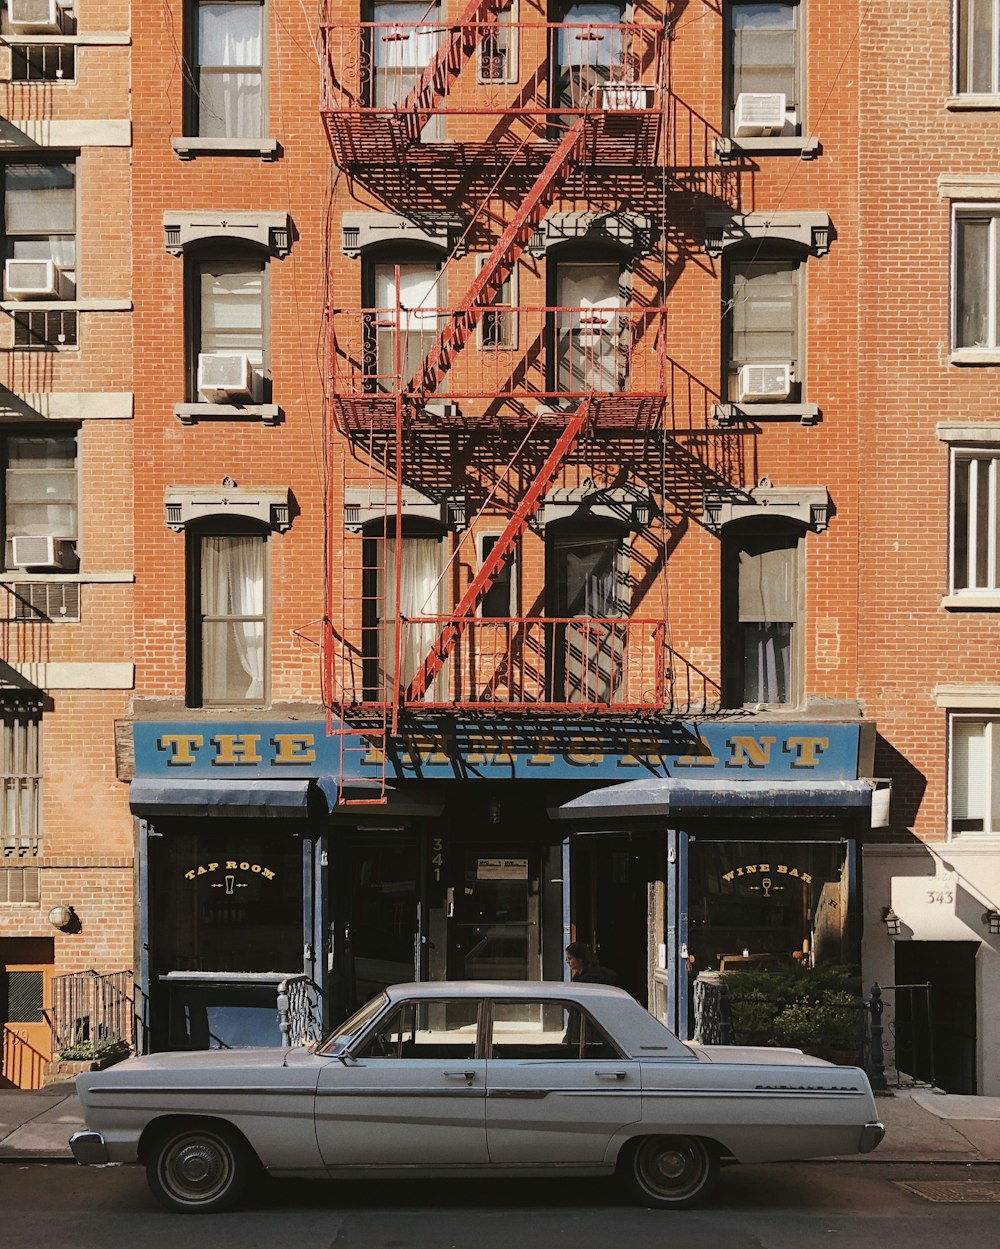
[[556, 263, 622, 393], [198, 3, 263, 138], [374, 262, 441, 389], [201, 535, 265, 702], [377, 536, 446, 701]]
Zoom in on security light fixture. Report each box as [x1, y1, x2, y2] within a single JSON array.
[[881, 906, 901, 937], [983, 908, 1000, 936]]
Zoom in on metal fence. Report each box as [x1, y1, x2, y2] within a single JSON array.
[[277, 975, 325, 1048], [48, 969, 134, 1052]]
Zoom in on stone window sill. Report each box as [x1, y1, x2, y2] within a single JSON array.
[[949, 350, 1000, 366], [712, 402, 820, 426], [174, 402, 281, 425], [171, 136, 280, 161], [946, 94, 1000, 110], [942, 593, 1000, 610], [715, 135, 820, 161]]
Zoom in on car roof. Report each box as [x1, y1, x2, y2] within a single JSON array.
[[384, 980, 630, 1002]]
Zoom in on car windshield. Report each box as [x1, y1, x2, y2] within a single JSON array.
[[316, 992, 388, 1055]]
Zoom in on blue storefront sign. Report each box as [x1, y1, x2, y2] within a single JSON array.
[[132, 720, 865, 784]]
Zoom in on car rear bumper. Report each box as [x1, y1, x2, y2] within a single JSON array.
[[70, 1130, 111, 1165], [859, 1121, 886, 1153]]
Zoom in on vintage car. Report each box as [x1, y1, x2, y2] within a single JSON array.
[[70, 981, 884, 1213]]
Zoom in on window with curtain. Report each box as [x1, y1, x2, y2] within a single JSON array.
[[546, 522, 625, 705], [954, 208, 999, 351], [369, 2, 443, 138], [957, 0, 1000, 94], [366, 259, 444, 394], [1, 430, 79, 573], [951, 717, 1000, 834], [723, 521, 801, 707], [1, 159, 76, 299], [362, 528, 446, 702], [191, 251, 268, 401], [726, 1, 801, 135], [192, 1, 265, 138], [724, 253, 801, 401], [0, 704, 41, 858], [951, 448, 1000, 594], [553, 261, 625, 394], [189, 528, 268, 706], [550, 2, 625, 111]]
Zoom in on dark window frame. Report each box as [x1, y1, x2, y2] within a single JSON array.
[[1, 153, 78, 302], [184, 243, 271, 403], [722, 244, 805, 403], [723, 0, 804, 138], [0, 424, 80, 574], [184, 0, 268, 139]]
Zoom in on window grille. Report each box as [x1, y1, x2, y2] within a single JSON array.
[[0, 867, 40, 904], [10, 43, 76, 82], [12, 309, 78, 349], [6, 581, 81, 623], [1, 708, 41, 858]]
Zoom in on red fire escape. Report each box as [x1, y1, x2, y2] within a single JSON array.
[[319, 5, 673, 796]]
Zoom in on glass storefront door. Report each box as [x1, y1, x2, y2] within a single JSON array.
[[340, 839, 420, 1013], [447, 849, 541, 981]]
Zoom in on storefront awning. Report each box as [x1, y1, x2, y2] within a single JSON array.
[[129, 778, 331, 820], [553, 777, 890, 827]]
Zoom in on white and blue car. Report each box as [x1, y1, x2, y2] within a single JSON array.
[[71, 980, 884, 1213]]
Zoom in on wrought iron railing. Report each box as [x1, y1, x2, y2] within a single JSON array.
[[277, 975, 325, 1048], [48, 969, 134, 1052]]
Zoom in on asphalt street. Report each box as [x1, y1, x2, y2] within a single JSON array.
[[3, 1160, 1000, 1249]]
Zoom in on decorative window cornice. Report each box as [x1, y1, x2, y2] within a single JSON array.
[[341, 212, 466, 258], [702, 479, 830, 532], [163, 211, 292, 258], [704, 210, 831, 258], [164, 481, 292, 532], [532, 480, 655, 531]]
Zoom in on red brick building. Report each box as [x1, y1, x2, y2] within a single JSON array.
[[4, 2, 997, 1095]]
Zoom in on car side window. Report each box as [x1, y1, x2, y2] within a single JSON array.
[[490, 999, 622, 1060], [353, 999, 481, 1060]]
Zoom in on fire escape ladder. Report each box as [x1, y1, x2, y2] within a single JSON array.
[[404, 399, 591, 702], [401, 0, 508, 139], [408, 115, 587, 400]]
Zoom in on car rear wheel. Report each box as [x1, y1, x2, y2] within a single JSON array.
[[146, 1123, 253, 1214], [622, 1135, 719, 1209]]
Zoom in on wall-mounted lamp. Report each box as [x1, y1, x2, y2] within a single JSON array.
[[983, 908, 1000, 936], [881, 906, 901, 937], [47, 904, 74, 931]]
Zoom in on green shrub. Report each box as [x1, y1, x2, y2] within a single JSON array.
[[58, 1036, 129, 1062], [724, 967, 862, 1055]]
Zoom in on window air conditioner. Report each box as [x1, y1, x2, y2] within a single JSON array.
[[197, 352, 253, 400], [737, 363, 792, 402], [4, 259, 61, 300], [733, 92, 787, 138], [9, 535, 63, 568], [8, 0, 62, 33], [601, 84, 649, 112]]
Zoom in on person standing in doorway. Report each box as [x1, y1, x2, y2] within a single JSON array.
[[565, 941, 618, 985]]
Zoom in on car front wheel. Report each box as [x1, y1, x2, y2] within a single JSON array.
[[146, 1123, 253, 1214], [622, 1135, 719, 1209]]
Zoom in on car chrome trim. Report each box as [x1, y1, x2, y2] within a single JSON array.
[[643, 1088, 865, 1098], [89, 1085, 319, 1096], [69, 1130, 111, 1166], [316, 1088, 485, 1097]]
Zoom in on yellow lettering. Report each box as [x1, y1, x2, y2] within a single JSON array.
[[185, 869, 195, 880], [407, 733, 451, 766], [777, 864, 788, 874], [784, 736, 829, 768], [723, 870, 735, 882], [727, 735, 777, 768], [466, 735, 516, 766], [251, 863, 262, 873], [271, 734, 317, 765], [239, 861, 250, 871], [262, 868, 275, 880], [196, 865, 207, 876], [745, 864, 758, 874], [675, 736, 720, 767], [566, 751, 602, 766], [735, 866, 745, 877], [801, 872, 812, 884], [527, 738, 556, 766], [761, 864, 770, 873], [226, 860, 238, 870], [789, 867, 800, 878], [208, 862, 218, 873], [159, 734, 204, 765], [212, 734, 263, 766], [618, 738, 664, 768]]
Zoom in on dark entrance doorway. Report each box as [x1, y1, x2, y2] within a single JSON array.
[[571, 835, 652, 1005], [895, 940, 978, 1095]]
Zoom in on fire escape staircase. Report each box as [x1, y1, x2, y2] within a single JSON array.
[[400, 0, 508, 142]]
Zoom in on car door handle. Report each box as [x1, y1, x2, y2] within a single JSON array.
[[444, 1070, 476, 1081], [595, 1070, 628, 1080]]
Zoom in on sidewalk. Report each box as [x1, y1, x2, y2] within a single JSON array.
[[2, 1081, 1000, 1165]]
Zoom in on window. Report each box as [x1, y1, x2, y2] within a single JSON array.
[[362, 522, 446, 702], [1, 705, 41, 858], [1, 430, 79, 574], [490, 999, 621, 1059], [723, 519, 802, 707], [725, 1, 801, 137], [187, 523, 268, 706], [188, 250, 268, 403], [479, 534, 516, 618], [363, 254, 444, 394], [368, 2, 443, 139], [1, 158, 76, 300], [951, 448, 1000, 594], [478, 256, 517, 351], [189, 1, 265, 138], [545, 519, 626, 704], [723, 252, 802, 402], [954, 207, 999, 351], [957, 0, 1000, 94], [950, 717, 1000, 834], [549, 2, 625, 113], [354, 1000, 481, 1060], [479, 1, 518, 84], [549, 257, 626, 395], [10, 44, 76, 83]]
